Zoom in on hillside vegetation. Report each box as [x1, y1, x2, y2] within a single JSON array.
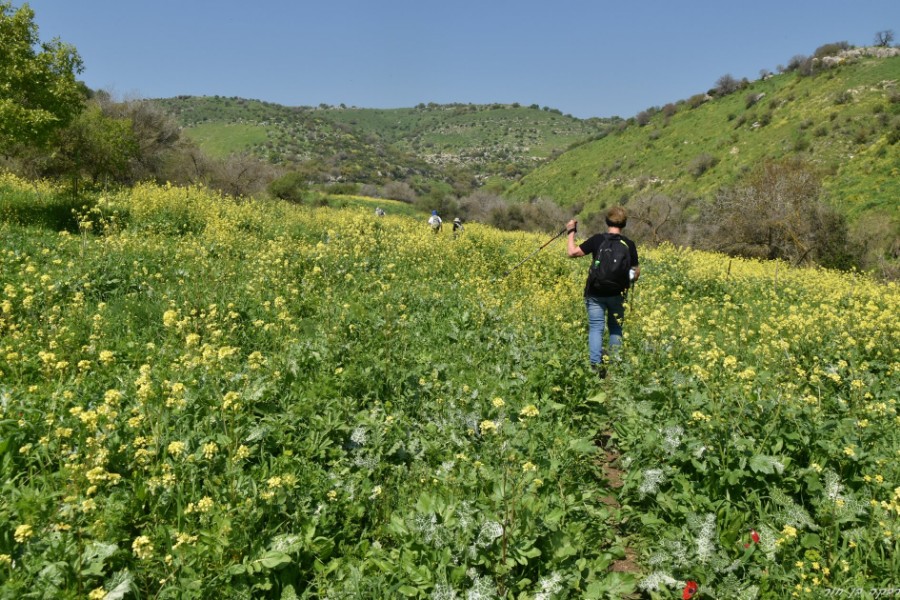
[[1, 174, 898, 598], [150, 97, 616, 188], [509, 50, 900, 267]]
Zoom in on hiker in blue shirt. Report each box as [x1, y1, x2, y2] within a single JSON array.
[[428, 210, 443, 233], [566, 206, 640, 377]]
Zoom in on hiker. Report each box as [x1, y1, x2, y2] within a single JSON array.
[[428, 210, 443, 233], [566, 206, 640, 377], [375, 207, 385, 217], [452, 217, 464, 236]]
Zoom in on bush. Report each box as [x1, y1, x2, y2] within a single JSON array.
[[745, 93, 765, 108], [814, 41, 850, 58], [835, 90, 854, 105], [324, 182, 359, 195], [456, 193, 566, 233], [625, 192, 693, 247], [268, 172, 308, 204], [382, 181, 417, 203], [688, 154, 719, 178], [688, 94, 709, 109], [697, 158, 854, 268], [714, 74, 741, 96]]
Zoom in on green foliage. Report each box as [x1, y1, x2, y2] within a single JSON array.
[[508, 53, 900, 269], [149, 97, 620, 192], [41, 103, 138, 191], [0, 1, 85, 153], [268, 171, 309, 204], [0, 176, 897, 598]]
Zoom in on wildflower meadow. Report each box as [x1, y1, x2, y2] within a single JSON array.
[[0, 173, 897, 599]]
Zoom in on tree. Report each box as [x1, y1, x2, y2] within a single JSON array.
[[627, 193, 692, 246], [43, 101, 137, 193], [102, 97, 181, 182], [874, 30, 895, 47], [714, 74, 740, 96], [700, 158, 854, 268], [0, 2, 85, 154]]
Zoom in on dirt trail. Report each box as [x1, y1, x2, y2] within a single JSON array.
[[595, 429, 641, 575]]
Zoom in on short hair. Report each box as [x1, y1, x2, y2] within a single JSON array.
[[605, 206, 627, 228]]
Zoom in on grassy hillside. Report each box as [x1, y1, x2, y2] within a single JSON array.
[[150, 97, 616, 185], [509, 52, 900, 225], [1, 172, 898, 598]]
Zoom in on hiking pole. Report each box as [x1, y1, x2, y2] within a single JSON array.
[[498, 227, 568, 281]]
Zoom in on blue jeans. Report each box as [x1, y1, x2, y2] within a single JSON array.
[[585, 294, 625, 365]]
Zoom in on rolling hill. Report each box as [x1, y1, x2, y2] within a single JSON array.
[[149, 97, 618, 189], [509, 48, 900, 230]]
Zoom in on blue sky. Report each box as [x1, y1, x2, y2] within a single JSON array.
[[21, 0, 898, 119]]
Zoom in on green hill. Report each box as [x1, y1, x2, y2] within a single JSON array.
[[509, 49, 900, 236], [150, 97, 617, 187]]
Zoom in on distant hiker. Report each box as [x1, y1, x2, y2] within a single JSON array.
[[375, 207, 386, 217], [428, 210, 443, 233], [452, 217, 464, 236], [566, 206, 640, 377]]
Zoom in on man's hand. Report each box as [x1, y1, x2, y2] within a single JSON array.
[[566, 219, 578, 234]]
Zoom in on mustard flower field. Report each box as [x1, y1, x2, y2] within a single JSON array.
[[0, 174, 897, 599]]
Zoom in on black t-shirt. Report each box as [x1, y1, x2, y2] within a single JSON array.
[[578, 232, 639, 296]]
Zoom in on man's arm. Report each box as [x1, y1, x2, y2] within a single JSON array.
[[566, 219, 584, 257]]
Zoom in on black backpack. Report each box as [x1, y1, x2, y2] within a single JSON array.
[[587, 234, 632, 295]]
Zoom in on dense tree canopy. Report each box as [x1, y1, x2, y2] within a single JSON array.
[[0, 1, 85, 154]]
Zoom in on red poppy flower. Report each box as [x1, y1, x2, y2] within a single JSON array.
[[750, 529, 760, 544], [683, 580, 699, 599]]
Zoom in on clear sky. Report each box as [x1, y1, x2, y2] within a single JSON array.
[[20, 0, 898, 119]]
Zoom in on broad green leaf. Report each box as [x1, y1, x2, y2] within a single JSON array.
[[254, 551, 292, 570], [568, 437, 598, 455]]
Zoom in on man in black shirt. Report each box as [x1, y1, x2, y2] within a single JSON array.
[[566, 206, 640, 376]]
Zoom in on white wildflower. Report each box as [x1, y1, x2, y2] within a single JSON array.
[[353, 454, 379, 470], [269, 534, 302, 552], [476, 520, 503, 547], [456, 501, 475, 531], [824, 471, 844, 502], [465, 574, 495, 600], [431, 584, 458, 600], [639, 468, 666, 496], [535, 571, 564, 600], [694, 513, 717, 562], [350, 426, 367, 446], [662, 425, 684, 453], [638, 571, 679, 592], [771, 488, 819, 530]]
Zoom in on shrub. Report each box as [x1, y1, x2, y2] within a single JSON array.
[[835, 90, 854, 105], [688, 94, 709, 109], [625, 192, 693, 246], [697, 158, 852, 267], [324, 182, 359, 195], [814, 41, 850, 58], [382, 181, 417, 203], [268, 171, 308, 204], [785, 54, 808, 72], [714, 74, 740, 96], [689, 154, 719, 178], [745, 92, 765, 108]]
